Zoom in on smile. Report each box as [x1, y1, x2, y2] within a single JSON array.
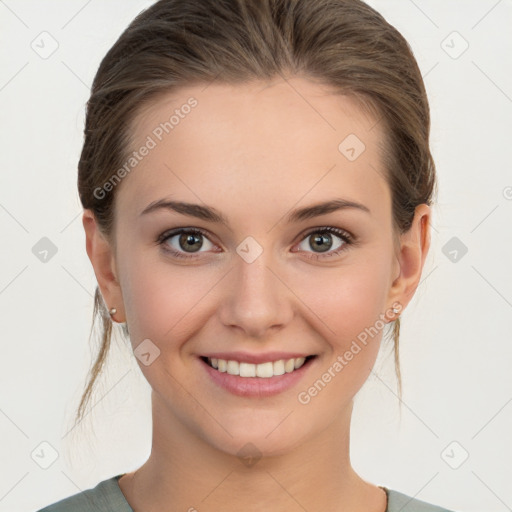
[[199, 354, 317, 398], [203, 356, 314, 378]]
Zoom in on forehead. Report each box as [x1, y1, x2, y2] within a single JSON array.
[[116, 77, 390, 224]]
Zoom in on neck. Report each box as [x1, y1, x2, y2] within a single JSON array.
[[118, 392, 386, 512]]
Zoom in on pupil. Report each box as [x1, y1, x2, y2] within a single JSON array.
[[311, 233, 332, 253], [180, 233, 203, 252]]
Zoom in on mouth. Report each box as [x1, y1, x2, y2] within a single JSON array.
[[200, 355, 317, 378], [198, 353, 318, 398]]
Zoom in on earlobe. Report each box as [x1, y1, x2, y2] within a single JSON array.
[[388, 204, 431, 313], [82, 209, 124, 322]]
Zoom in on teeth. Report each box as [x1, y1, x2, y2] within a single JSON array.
[[256, 362, 273, 378], [227, 360, 239, 375], [294, 357, 306, 369], [239, 362, 256, 377], [273, 359, 285, 375], [206, 356, 309, 378], [284, 359, 295, 373]]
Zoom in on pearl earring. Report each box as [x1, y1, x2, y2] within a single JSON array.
[[109, 307, 117, 318]]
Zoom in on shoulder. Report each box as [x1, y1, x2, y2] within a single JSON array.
[[34, 475, 133, 512], [386, 488, 456, 512]]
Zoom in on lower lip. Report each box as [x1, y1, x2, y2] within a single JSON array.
[[199, 357, 316, 398]]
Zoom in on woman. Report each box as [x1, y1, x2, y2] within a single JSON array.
[[37, 0, 455, 510]]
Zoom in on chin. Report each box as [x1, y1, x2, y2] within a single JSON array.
[[214, 433, 304, 462], [199, 412, 312, 461]]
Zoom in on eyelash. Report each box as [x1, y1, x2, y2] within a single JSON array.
[[156, 226, 355, 261]]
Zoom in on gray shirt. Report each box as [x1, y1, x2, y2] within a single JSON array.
[[35, 474, 456, 511]]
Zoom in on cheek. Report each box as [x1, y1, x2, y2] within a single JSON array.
[[119, 248, 219, 342], [299, 256, 391, 341], [290, 253, 393, 400], [291, 261, 392, 414]]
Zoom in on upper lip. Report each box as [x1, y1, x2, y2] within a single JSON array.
[[200, 351, 314, 364]]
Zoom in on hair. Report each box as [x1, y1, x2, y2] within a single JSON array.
[[73, 0, 436, 430]]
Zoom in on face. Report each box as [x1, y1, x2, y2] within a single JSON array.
[[97, 77, 413, 458]]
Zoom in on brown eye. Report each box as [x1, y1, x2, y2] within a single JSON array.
[[307, 233, 336, 253], [158, 228, 215, 259], [296, 227, 353, 258], [178, 232, 204, 252]]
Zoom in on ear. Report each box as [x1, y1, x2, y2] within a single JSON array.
[[82, 209, 125, 322], [387, 203, 431, 314]]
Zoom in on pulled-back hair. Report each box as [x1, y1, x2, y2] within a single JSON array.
[[74, 0, 436, 429]]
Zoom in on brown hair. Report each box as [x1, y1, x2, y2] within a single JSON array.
[[74, 0, 436, 429]]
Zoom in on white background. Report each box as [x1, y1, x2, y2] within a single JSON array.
[[1, 1, 511, 511]]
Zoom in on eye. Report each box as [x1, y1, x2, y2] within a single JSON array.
[[157, 226, 355, 261], [157, 228, 217, 259], [295, 226, 353, 259]]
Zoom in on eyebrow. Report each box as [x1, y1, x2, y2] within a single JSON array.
[[139, 198, 371, 225]]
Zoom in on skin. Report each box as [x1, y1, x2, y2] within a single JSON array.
[[83, 76, 431, 512]]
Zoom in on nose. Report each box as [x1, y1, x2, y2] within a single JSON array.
[[217, 249, 294, 339]]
